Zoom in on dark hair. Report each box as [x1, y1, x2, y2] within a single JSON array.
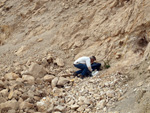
[[91, 56, 96, 61]]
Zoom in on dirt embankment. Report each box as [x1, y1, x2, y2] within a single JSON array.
[[0, 0, 150, 112]]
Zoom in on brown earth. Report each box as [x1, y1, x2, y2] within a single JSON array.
[[0, 0, 150, 113]]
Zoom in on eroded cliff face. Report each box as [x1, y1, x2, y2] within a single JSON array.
[[0, 0, 150, 112]]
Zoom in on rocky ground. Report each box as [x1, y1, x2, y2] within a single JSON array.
[[0, 0, 150, 113], [0, 55, 130, 113]]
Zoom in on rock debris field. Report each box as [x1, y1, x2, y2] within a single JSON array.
[[1, 0, 150, 113], [0, 55, 129, 113]]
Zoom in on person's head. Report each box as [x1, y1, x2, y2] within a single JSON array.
[[90, 56, 96, 63]]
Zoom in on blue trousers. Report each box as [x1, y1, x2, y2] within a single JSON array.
[[74, 62, 101, 76], [91, 62, 101, 71]]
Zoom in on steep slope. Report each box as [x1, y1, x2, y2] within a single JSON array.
[[0, 0, 150, 112]]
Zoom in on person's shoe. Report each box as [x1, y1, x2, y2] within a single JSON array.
[[73, 72, 78, 77], [81, 75, 85, 79]]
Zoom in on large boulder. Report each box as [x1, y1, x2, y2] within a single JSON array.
[[28, 62, 47, 78]]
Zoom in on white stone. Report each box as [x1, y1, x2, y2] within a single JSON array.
[[57, 77, 70, 86], [15, 45, 27, 56], [36, 97, 51, 111], [51, 77, 59, 88], [22, 75, 35, 84], [54, 105, 65, 112], [70, 104, 79, 110], [43, 75, 55, 82], [147, 65, 150, 71], [137, 81, 143, 87], [4, 72, 20, 80], [106, 90, 115, 98], [96, 100, 106, 109]]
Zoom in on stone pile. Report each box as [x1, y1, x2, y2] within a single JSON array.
[[63, 71, 128, 113], [0, 54, 129, 113], [0, 55, 72, 113]]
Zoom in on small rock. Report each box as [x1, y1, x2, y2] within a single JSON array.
[[0, 80, 4, 88], [21, 70, 30, 75], [4, 72, 20, 80], [0, 97, 6, 104], [37, 38, 43, 42], [115, 53, 121, 59], [0, 89, 8, 97], [19, 101, 34, 110], [0, 99, 19, 110], [36, 97, 51, 111], [27, 90, 34, 98], [43, 75, 55, 82], [0, 0, 7, 7], [16, 78, 24, 82], [22, 75, 35, 84], [147, 65, 150, 71], [41, 58, 49, 67], [84, 98, 91, 105], [51, 77, 59, 88], [96, 100, 106, 109], [55, 58, 64, 67], [28, 62, 47, 78], [60, 73, 72, 78], [57, 77, 70, 86], [34, 96, 41, 101], [52, 87, 63, 96], [47, 104, 54, 113], [21, 93, 29, 100], [70, 104, 79, 110], [54, 105, 65, 112], [108, 111, 120, 113], [8, 109, 16, 113], [78, 96, 91, 105], [77, 106, 85, 112], [106, 90, 115, 98], [15, 45, 27, 56], [46, 54, 53, 63], [137, 81, 143, 87], [8, 90, 14, 99]]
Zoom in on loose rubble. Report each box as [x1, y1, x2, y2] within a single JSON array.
[[1, 0, 150, 112], [0, 55, 129, 112]]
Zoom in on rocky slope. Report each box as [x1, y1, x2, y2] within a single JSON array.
[[0, 0, 150, 113]]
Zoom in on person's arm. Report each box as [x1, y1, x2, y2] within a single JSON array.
[[86, 58, 92, 72]]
